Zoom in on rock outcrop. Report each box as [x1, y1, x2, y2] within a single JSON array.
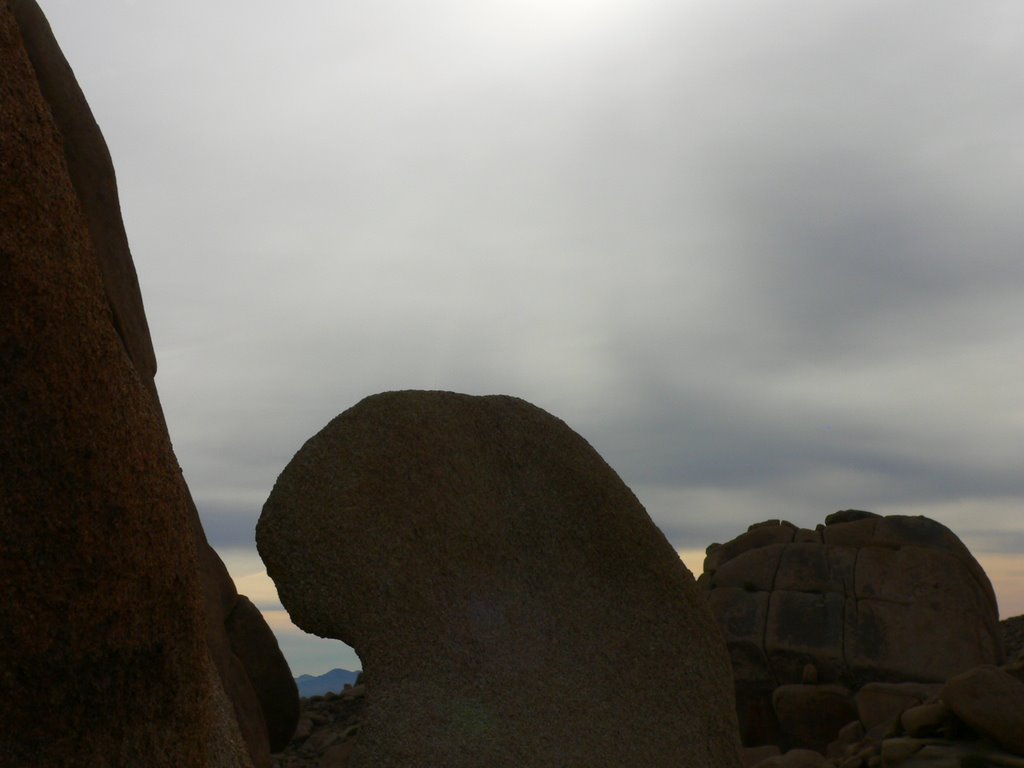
[[227, 595, 302, 753], [258, 390, 742, 768], [820, 655, 1024, 768], [700, 511, 1003, 750], [940, 664, 1024, 756], [1, 2, 295, 764]]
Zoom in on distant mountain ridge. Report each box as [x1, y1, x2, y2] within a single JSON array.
[[294, 668, 361, 698]]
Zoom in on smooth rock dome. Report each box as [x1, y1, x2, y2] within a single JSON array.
[[258, 390, 742, 768]]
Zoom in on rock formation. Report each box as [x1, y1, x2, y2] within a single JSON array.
[[273, 683, 368, 768], [700, 511, 1003, 750], [0, 2, 296, 764], [258, 390, 742, 768], [816, 653, 1024, 768]]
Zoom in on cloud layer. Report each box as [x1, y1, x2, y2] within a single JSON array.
[[41, 0, 1024, 672]]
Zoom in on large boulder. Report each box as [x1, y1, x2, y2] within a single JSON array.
[[8, 0, 156, 392], [258, 390, 742, 768], [0, 2, 295, 764], [699, 511, 1003, 748], [940, 665, 1024, 756]]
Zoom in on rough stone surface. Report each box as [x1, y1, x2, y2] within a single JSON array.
[[826, 719, 864, 760], [898, 702, 954, 739], [877, 738, 1024, 767], [700, 512, 1003, 747], [742, 745, 782, 767], [941, 665, 1024, 756], [227, 596, 301, 752], [750, 748, 830, 768], [771, 684, 856, 753], [818, 656, 1024, 766], [8, 0, 155, 391], [0, 3, 248, 763], [258, 390, 742, 768], [5, 14, 298, 757], [1, 3, 294, 764], [854, 682, 939, 732], [199, 541, 274, 767], [271, 684, 364, 768], [1003, 613, 1024, 660]]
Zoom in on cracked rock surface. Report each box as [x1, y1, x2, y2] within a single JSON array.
[[700, 511, 1003, 749]]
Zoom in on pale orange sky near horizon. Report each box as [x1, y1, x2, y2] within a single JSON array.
[[232, 547, 1024, 620], [235, 548, 1024, 621], [229, 542, 1024, 677]]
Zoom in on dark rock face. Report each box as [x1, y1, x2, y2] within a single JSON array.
[[227, 596, 301, 753], [0, 4, 243, 762], [9, 0, 156, 392], [202, 541, 299, 766], [699, 513, 1003, 749], [1, 3, 295, 764], [258, 390, 742, 768]]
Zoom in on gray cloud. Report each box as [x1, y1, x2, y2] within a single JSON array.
[[39, 0, 1024, 667]]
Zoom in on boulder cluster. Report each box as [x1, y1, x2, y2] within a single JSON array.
[[736, 651, 1024, 768], [698, 511, 1023, 767], [1, 2, 297, 765]]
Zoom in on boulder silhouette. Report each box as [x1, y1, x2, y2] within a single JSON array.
[[258, 390, 742, 768], [1, 3, 295, 764], [699, 511, 1003, 748]]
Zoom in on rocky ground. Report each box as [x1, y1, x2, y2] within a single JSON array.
[[273, 615, 1024, 768], [271, 682, 366, 768]]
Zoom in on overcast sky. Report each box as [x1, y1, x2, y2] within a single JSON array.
[[41, 0, 1024, 675]]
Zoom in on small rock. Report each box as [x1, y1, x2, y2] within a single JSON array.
[[879, 737, 928, 764], [898, 701, 952, 738], [341, 684, 366, 701], [824, 510, 880, 526]]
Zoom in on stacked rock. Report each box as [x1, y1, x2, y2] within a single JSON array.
[[699, 511, 1004, 752], [826, 658, 1024, 767]]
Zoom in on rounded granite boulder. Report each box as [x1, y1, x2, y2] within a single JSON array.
[[699, 510, 1003, 748], [258, 390, 741, 768]]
